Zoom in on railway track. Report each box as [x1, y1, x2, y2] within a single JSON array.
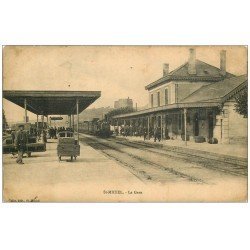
[[108, 138, 247, 177], [79, 133, 247, 185], [80, 134, 211, 184]]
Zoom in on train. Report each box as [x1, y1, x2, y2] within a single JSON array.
[[78, 118, 113, 138]]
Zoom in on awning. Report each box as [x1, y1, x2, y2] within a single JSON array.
[[3, 90, 101, 115], [113, 101, 220, 119]]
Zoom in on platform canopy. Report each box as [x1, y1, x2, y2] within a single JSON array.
[[3, 90, 101, 116]]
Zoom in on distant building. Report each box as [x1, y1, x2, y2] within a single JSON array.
[[79, 106, 113, 122], [114, 97, 133, 109]]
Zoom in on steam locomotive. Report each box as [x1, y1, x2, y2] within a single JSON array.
[[78, 118, 113, 138]]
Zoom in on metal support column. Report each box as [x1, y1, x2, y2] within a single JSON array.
[[41, 113, 44, 143], [161, 114, 163, 140], [24, 98, 27, 123], [117, 119, 119, 135], [36, 114, 39, 140], [76, 98, 79, 144], [69, 115, 71, 128], [36, 115, 39, 129], [147, 116, 150, 140], [184, 108, 187, 146], [72, 114, 74, 131], [162, 114, 166, 139], [42, 114, 44, 129], [220, 118, 223, 141], [131, 119, 133, 136]]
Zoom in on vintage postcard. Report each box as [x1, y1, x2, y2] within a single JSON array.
[[2, 45, 248, 202]]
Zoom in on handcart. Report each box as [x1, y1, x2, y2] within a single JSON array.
[[57, 131, 80, 161]]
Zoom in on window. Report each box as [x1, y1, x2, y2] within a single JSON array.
[[151, 93, 154, 107], [165, 88, 169, 105], [157, 91, 160, 106]]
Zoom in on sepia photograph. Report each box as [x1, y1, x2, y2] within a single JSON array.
[[2, 45, 248, 202]]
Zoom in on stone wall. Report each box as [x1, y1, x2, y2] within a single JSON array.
[[214, 100, 247, 144], [226, 100, 247, 144]]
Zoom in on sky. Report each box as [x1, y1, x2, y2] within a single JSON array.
[[3, 45, 247, 123]]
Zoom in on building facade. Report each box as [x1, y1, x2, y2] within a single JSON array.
[[112, 48, 247, 144], [114, 97, 133, 109]]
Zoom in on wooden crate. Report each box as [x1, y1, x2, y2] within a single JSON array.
[[58, 137, 75, 144], [57, 144, 80, 156]]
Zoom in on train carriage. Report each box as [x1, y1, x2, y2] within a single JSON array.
[[78, 118, 113, 138]]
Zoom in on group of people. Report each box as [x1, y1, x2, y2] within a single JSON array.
[[48, 127, 58, 139], [58, 127, 73, 132], [117, 125, 162, 142], [9, 124, 75, 165], [47, 126, 74, 139]]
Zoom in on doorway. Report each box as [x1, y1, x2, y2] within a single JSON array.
[[165, 115, 169, 138], [193, 113, 199, 136], [208, 112, 214, 138]]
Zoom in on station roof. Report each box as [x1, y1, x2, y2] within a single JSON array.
[[3, 90, 101, 115], [145, 60, 235, 90], [113, 75, 248, 119], [182, 75, 247, 103]]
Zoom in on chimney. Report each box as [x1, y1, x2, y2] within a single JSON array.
[[220, 50, 226, 76], [188, 48, 196, 75], [163, 63, 169, 76]]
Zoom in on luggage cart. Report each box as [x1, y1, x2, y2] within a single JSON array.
[[57, 131, 80, 161]]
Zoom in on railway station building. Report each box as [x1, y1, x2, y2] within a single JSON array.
[[113, 48, 247, 144]]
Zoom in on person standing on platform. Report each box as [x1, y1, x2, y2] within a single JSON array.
[[54, 127, 57, 138], [11, 130, 16, 144], [143, 127, 147, 141], [11, 130, 16, 157], [154, 126, 161, 142], [15, 124, 28, 164], [42, 129, 47, 143]]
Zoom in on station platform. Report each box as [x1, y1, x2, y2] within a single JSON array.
[[3, 139, 144, 202], [117, 135, 248, 159]]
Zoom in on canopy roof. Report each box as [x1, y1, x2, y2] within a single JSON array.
[[3, 90, 101, 115], [113, 102, 221, 119]]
